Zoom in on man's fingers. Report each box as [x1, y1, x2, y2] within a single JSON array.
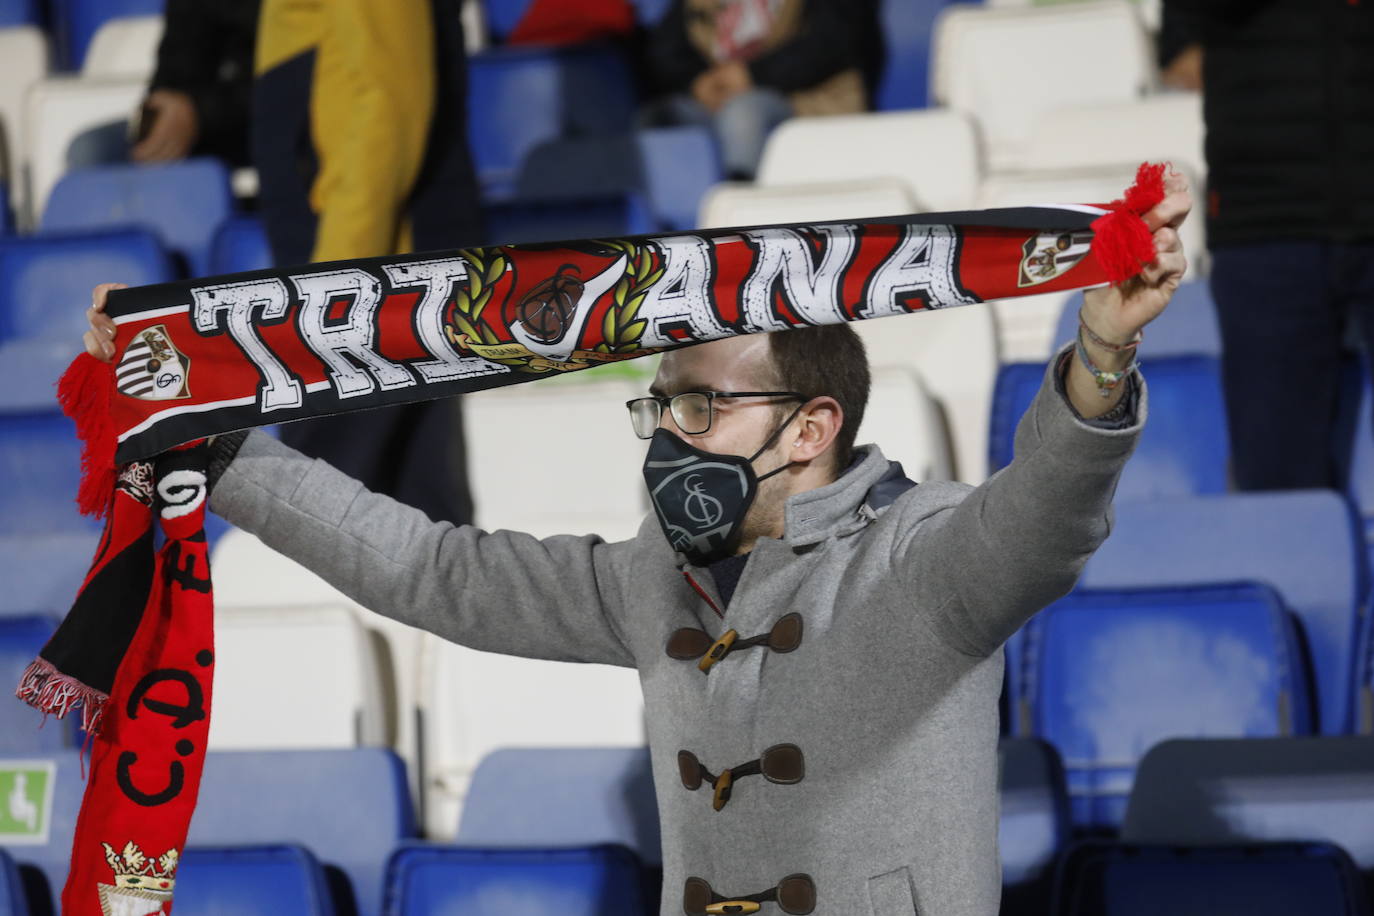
[[1144, 186, 1192, 232], [91, 282, 127, 312], [1141, 249, 1187, 287], [83, 329, 114, 362], [1154, 227, 1181, 254]]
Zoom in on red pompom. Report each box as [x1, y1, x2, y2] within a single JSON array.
[[1090, 161, 1169, 285], [57, 352, 118, 518]]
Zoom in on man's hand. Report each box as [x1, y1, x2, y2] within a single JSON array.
[[131, 90, 198, 163], [84, 282, 127, 363], [1068, 172, 1192, 417], [691, 61, 753, 112]]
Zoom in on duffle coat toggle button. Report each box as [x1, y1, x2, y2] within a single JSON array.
[[677, 744, 804, 811], [665, 612, 804, 672]]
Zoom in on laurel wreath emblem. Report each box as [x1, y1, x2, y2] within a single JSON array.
[[442, 247, 528, 368], [594, 239, 664, 354]]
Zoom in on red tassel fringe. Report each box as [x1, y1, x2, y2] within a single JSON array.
[[14, 656, 110, 735], [57, 352, 118, 519], [1089, 161, 1169, 285]]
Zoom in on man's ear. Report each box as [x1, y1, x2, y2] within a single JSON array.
[[790, 397, 843, 465]]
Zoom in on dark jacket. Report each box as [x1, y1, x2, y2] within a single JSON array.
[[1167, 0, 1374, 245]]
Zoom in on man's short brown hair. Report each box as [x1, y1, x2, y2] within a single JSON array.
[[765, 324, 871, 474]]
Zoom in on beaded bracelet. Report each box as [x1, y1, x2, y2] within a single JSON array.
[[1075, 328, 1139, 398], [1078, 307, 1142, 352]]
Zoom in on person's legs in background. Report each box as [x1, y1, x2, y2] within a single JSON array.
[[712, 87, 792, 180], [1212, 241, 1342, 490]]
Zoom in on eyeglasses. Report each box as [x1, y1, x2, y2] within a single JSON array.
[[625, 391, 808, 439]]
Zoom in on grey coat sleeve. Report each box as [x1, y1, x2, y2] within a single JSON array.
[[209, 430, 637, 668], [895, 345, 1146, 657]]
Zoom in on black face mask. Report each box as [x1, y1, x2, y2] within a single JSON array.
[[641, 406, 803, 565]]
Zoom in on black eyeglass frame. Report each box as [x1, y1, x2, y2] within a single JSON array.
[[625, 390, 809, 439]]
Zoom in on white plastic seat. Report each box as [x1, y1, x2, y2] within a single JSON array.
[[756, 109, 982, 212], [81, 15, 163, 79], [463, 376, 649, 541], [977, 163, 1205, 362], [23, 76, 144, 221], [932, 1, 1154, 170], [0, 26, 48, 220], [1021, 93, 1205, 183], [857, 366, 954, 483], [697, 177, 917, 230]]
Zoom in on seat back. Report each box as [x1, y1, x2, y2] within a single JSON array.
[[0, 616, 74, 752], [857, 366, 953, 483], [0, 25, 48, 214], [175, 845, 335, 916], [23, 77, 145, 217], [636, 126, 721, 231], [484, 191, 653, 245], [209, 215, 273, 275], [41, 159, 234, 275], [1021, 93, 1206, 182], [0, 412, 93, 534], [999, 738, 1070, 913], [989, 354, 1229, 500], [0, 750, 84, 910], [1023, 584, 1311, 829], [0, 532, 101, 618], [1123, 736, 1374, 872], [1054, 281, 1222, 359], [80, 14, 161, 79], [931, 2, 1153, 169], [757, 109, 981, 212], [51, 0, 161, 69], [187, 748, 416, 916], [1053, 841, 1370, 916], [874, 0, 957, 111], [698, 178, 917, 230], [0, 847, 25, 916], [385, 844, 649, 916], [1081, 491, 1363, 735]]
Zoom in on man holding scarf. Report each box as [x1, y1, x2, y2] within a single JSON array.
[[80, 177, 1189, 916]]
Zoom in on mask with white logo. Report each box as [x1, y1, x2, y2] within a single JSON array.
[[641, 406, 803, 565]]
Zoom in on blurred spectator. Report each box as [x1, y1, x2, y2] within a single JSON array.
[[67, 0, 259, 168], [252, 0, 484, 526], [641, 0, 867, 179], [1163, 0, 1374, 491]]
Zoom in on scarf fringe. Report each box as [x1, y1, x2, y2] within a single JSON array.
[[57, 352, 118, 520], [1089, 161, 1169, 285], [15, 656, 109, 735]]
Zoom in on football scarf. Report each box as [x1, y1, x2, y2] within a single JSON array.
[[16, 162, 1165, 915]]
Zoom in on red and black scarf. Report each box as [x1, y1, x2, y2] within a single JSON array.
[[16, 163, 1165, 914]]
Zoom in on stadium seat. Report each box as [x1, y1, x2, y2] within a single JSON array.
[[931, 1, 1154, 170], [457, 747, 661, 865], [23, 76, 147, 219], [0, 25, 48, 219], [0, 750, 85, 911], [50, 0, 163, 70], [1080, 491, 1363, 735], [175, 845, 335, 916], [484, 190, 654, 245], [1358, 606, 1372, 733], [857, 366, 954, 483], [0, 412, 93, 534], [999, 738, 1071, 916], [1019, 584, 1312, 829], [41, 159, 235, 275], [384, 844, 651, 916], [209, 215, 273, 274], [0, 182, 11, 234], [988, 354, 1229, 500], [467, 44, 638, 201], [756, 109, 981, 212], [80, 14, 162, 79], [874, 0, 958, 110], [477, 0, 534, 41], [0, 532, 101, 618], [1021, 93, 1206, 184], [0, 848, 24, 916], [0, 229, 173, 410], [698, 177, 917, 229], [1052, 841, 1371, 916], [0, 0, 38, 27], [187, 748, 417, 916], [1123, 736, 1374, 872], [0, 615, 75, 752], [1053, 281, 1222, 359], [636, 126, 722, 231]]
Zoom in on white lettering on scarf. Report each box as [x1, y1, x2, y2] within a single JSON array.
[[383, 258, 506, 383], [292, 269, 415, 398], [738, 225, 856, 331], [861, 224, 977, 318], [191, 278, 303, 412]]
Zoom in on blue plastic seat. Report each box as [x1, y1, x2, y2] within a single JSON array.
[[1079, 491, 1363, 735], [0, 616, 75, 752], [209, 215, 273, 275], [636, 126, 721, 231], [999, 738, 1070, 916], [1054, 282, 1223, 358], [1020, 584, 1312, 829], [988, 354, 1229, 500], [175, 845, 335, 916], [1357, 605, 1373, 733], [0, 412, 96, 535], [875, 0, 954, 110], [50, 0, 162, 69], [457, 747, 661, 866], [484, 191, 654, 246], [1052, 841, 1370, 916], [467, 44, 637, 201], [1123, 736, 1374, 873], [41, 160, 233, 275], [0, 750, 85, 911], [478, 0, 534, 41], [0, 0, 39, 28], [187, 749, 417, 916], [0, 532, 102, 618], [0, 230, 172, 410], [384, 844, 650, 916], [0, 848, 25, 916]]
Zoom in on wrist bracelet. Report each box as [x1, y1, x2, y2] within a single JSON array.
[[1078, 307, 1142, 352], [1075, 330, 1139, 398]]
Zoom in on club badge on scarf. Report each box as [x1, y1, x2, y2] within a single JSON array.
[[14, 162, 1167, 914]]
